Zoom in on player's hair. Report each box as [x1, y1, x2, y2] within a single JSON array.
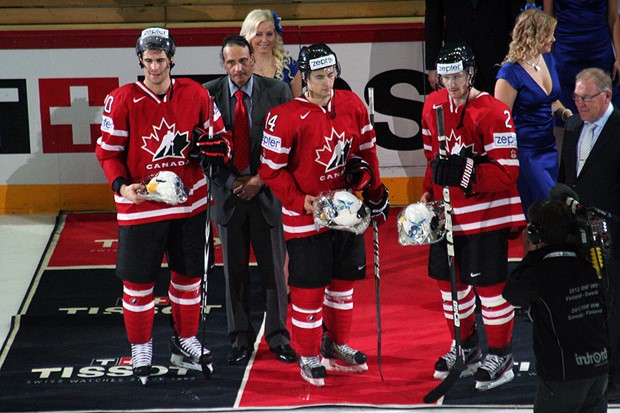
[[503, 9, 556, 64], [240, 9, 291, 81], [576, 68, 613, 93]]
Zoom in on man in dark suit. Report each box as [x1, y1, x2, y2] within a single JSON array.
[[203, 35, 295, 365], [558, 67, 620, 397]]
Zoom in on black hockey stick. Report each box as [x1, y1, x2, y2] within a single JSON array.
[[423, 105, 464, 403], [199, 97, 215, 378], [368, 87, 384, 382]]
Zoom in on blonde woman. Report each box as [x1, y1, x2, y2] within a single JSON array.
[[241, 9, 302, 97], [495, 8, 572, 217]]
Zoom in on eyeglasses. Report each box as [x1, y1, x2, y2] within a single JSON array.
[[571, 91, 606, 102]]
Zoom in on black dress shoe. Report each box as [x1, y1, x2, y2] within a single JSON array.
[[270, 344, 296, 363], [227, 347, 249, 365]]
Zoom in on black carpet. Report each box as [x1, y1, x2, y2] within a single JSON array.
[[0, 266, 266, 412]]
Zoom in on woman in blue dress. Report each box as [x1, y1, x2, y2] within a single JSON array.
[[544, 0, 620, 115], [495, 8, 573, 216], [241, 9, 302, 97]]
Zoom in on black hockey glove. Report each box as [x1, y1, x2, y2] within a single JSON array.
[[363, 183, 390, 225], [431, 154, 475, 193], [345, 156, 374, 191], [193, 127, 233, 167]]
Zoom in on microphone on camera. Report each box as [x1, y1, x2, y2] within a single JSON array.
[[549, 183, 618, 222], [549, 183, 581, 214]]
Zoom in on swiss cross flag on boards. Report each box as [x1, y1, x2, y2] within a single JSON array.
[[39, 78, 119, 153]]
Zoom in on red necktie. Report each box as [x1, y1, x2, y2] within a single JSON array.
[[233, 89, 250, 172]]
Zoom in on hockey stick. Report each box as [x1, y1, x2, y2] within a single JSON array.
[[368, 87, 384, 382], [423, 105, 464, 403], [199, 97, 215, 376]]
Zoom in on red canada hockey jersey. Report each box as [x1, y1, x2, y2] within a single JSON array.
[[259, 90, 381, 239], [422, 89, 526, 235], [96, 78, 229, 226]]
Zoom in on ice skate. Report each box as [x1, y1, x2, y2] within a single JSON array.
[[474, 353, 514, 391], [298, 355, 326, 387], [320, 334, 368, 373], [131, 339, 152, 385], [169, 335, 214, 378], [433, 343, 482, 380]]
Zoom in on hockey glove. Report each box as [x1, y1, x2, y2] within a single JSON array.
[[363, 183, 390, 225], [193, 127, 233, 167], [430, 154, 475, 193], [345, 156, 374, 191]]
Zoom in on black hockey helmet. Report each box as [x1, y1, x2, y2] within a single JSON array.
[[436, 43, 476, 87], [298, 43, 341, 83], [136, 27, 176, 58]]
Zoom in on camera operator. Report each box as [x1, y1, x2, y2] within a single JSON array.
[[504, 199, 609, 413]]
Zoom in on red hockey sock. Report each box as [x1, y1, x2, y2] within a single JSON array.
[[290, 286, 324, 356], [122, 280, 155, 344], [437, 279, 476, 342], [477, 282, 514, 351], [169, 271, 202, 338], [323, 279, 355, 344]]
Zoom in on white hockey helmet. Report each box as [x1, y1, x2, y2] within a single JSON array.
[[141, 170, 188, 205], [397, 202, 445, 246], [313, 190, 370, 234]]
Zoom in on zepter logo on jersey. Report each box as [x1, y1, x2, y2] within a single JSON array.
[[315, 127, 353, 178], [141, 118, 190, 161]]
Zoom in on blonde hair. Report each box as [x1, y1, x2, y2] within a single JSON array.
[[503, 9, 557, 64], [240, 9, 291, 81]]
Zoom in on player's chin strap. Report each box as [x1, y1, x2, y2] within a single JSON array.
[[455, 84, 473, 130]]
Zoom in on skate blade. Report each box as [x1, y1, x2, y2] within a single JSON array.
[[300, 370, 325, 387], [475, 369, 514, 391], [433, 361, 480, 380], [170, 353, 212, 375], [321, 357, 368, 373]]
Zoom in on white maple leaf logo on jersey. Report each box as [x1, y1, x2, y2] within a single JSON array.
[[315, 128, 352, 173], [445, 129, 477, 157], [142, 118, 189, 161]]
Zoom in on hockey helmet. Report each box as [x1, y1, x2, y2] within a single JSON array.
[[138, 170, 188, 205], [298, 43, 341, 83], [397, 201, 445, 246], [313, 190, 370, 234], [436, 43, 476, 86], [136, 27, 176, 57]]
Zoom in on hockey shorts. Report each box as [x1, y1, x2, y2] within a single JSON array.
[[116, 213, 207, 283], [428, 228, 509, 286], [286, 230, 366, 289]]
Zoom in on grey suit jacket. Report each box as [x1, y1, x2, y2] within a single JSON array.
[[204, 75, 292, 226], [558, 109, 620, 218]]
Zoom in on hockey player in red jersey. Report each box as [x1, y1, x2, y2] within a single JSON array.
[[421, 43, 526, 391], [258, 43, 389, 386], [96, 27, 231, 385]]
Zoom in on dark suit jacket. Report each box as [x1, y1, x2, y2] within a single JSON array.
[[204, 75, 292, 226], [558, 109, 620, 218]]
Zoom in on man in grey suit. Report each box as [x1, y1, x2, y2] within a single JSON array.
[[203, 35, 295, 365], [558, 67, 620, 398]]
